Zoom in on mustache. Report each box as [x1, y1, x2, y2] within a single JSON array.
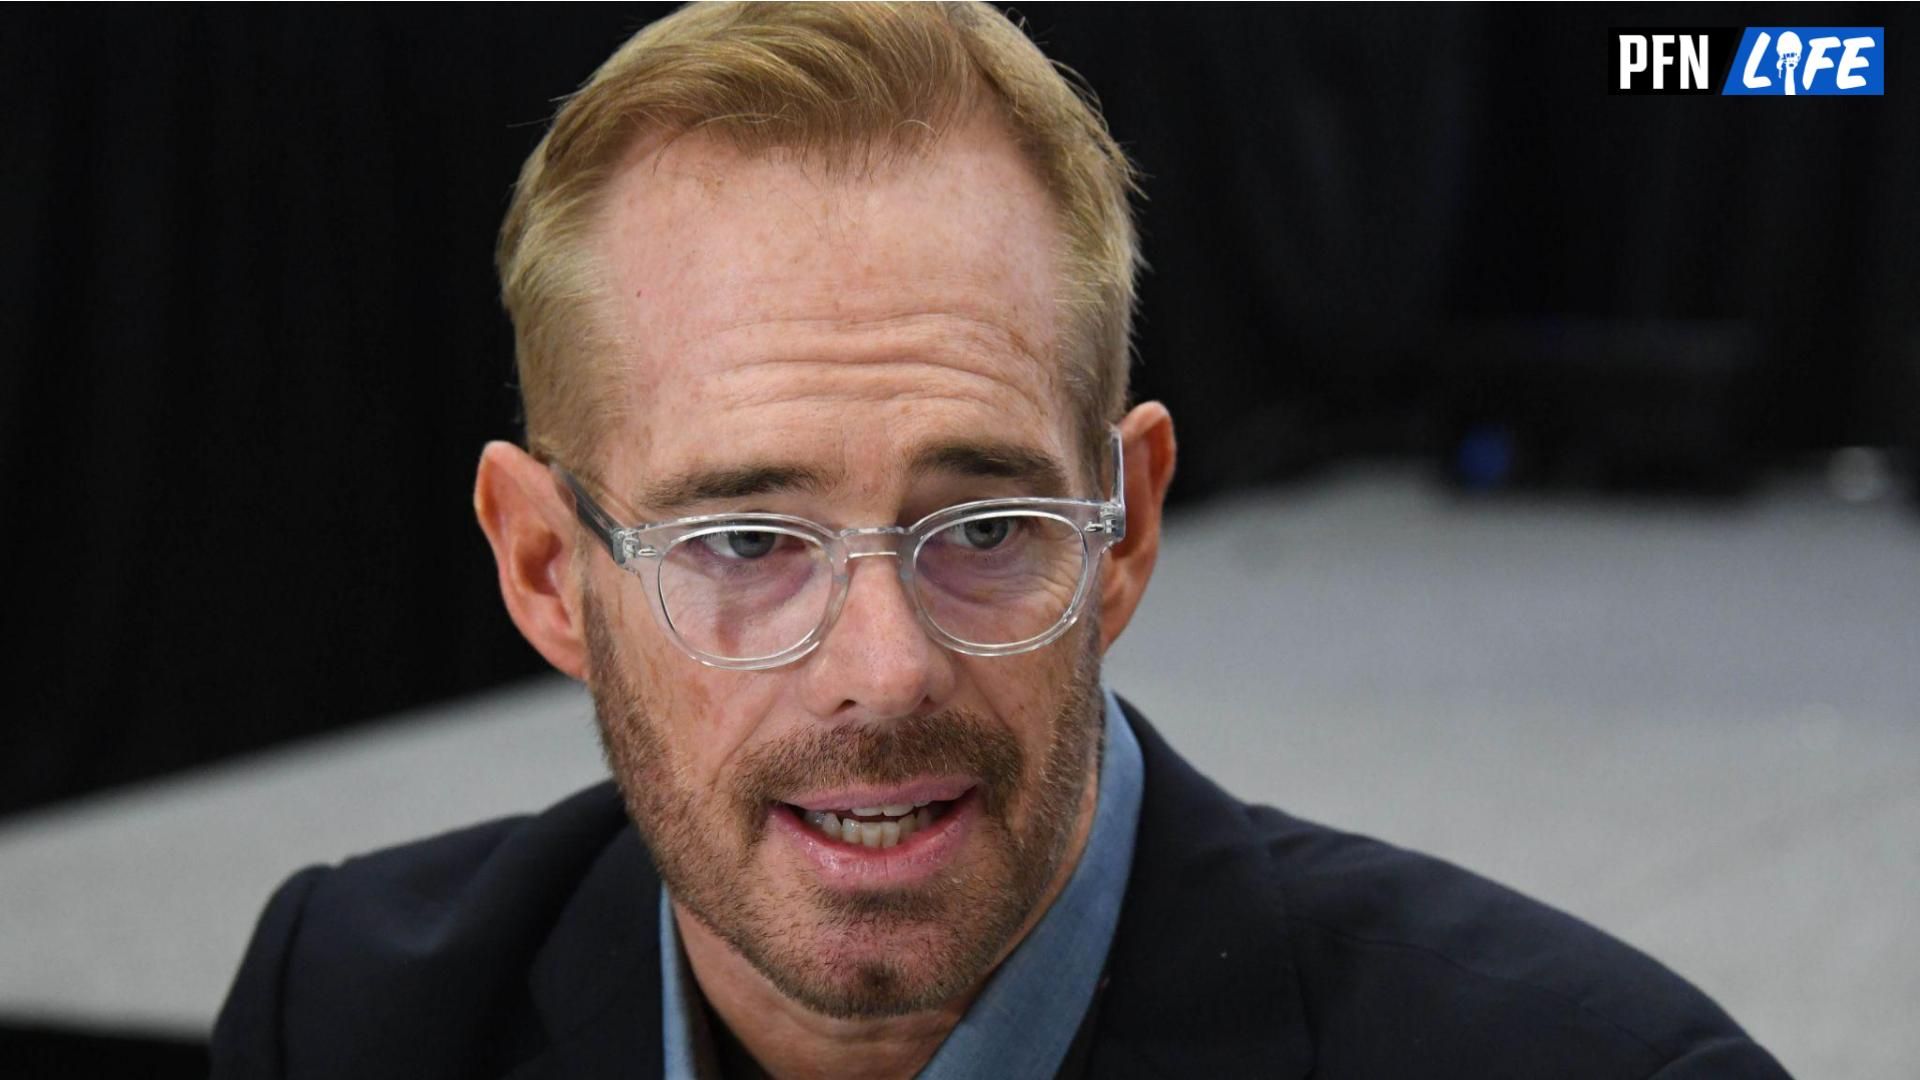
[[734, 710, 1025, 826]]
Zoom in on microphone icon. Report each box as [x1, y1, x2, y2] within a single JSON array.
[[1775, 31, 1803, 95]]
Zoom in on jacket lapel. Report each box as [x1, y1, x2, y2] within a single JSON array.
[[1081, 700, 1316, 1078], [509, 823, 666, 1080]]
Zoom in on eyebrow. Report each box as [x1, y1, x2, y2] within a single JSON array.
[[908, 439, 1072, 498], [632, 463, 833, 516], [631, 438, 1072, 517]]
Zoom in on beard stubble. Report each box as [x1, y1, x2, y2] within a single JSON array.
[[582, 588, 1106, 1019]]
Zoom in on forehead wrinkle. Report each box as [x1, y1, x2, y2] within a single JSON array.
[[704, 300, 1053, 364], [716, 363, 1035, 417], [687, 310, 1062, 414]]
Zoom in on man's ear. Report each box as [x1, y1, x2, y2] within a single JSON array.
[[1098, 401, 1176, 652], [474, 441, 590, 680]]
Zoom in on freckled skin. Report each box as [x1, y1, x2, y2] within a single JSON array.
[[475, 109, 1178, 1080]]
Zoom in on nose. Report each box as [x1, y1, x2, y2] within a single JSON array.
[[797, 551, 957, 723]]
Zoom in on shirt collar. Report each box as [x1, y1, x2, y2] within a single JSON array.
[[661, 687, 1145, 1079]]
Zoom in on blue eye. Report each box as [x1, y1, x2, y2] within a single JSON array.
[[697, 530, 779, 560], [948, 517, 1016, 550]]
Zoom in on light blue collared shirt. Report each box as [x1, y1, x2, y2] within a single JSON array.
[[661, 688, 1145, 1079]]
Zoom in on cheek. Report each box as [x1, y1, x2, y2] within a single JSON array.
[[632, 639, 787, 794], [967, 648, 1081, 754], [612, 607, 720, 770]]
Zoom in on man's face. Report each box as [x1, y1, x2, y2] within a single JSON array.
[[579, 115, 1107, 1019]]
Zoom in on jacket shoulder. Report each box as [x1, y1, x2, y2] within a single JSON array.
[[1246, 804, 1787, 1077], [1108, 700, 1786, 1078], [211, 781, 634, 1079]]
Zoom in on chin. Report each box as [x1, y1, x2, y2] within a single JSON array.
[[713, 847, 1041, 1020], [752, 919, 1003, 1020]]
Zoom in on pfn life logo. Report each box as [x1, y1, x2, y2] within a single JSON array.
[[1723, 28, 1883, 95], [1611, 27, 1884, 95]]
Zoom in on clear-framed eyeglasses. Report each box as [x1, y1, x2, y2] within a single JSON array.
[[551, 428, 1127, 670]]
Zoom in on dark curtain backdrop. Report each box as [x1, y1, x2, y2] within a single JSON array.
[[4, 5, 1915, 815]]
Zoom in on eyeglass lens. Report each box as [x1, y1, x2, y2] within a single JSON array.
[[655, 511, 1089, 662]]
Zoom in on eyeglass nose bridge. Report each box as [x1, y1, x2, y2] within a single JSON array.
[[817, 526, 931, 655], [836, 525, 914, 563]]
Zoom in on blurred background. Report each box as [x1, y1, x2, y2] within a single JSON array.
[[2, 5, 1915, 1076]]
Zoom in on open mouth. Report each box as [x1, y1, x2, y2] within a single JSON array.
[[779, 791, 969, 850]]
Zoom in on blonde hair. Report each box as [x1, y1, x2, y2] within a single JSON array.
[[497, 2, 1140, 480]]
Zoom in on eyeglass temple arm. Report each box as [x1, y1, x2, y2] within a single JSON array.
[[1105, 425, 1128, 544], [554, 467, 626, 562]]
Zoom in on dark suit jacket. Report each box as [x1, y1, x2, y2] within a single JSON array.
[[213, 701, 1789, 1078]]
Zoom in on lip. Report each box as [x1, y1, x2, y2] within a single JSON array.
[[769, 787, 980, 889], [781, 777, 976, 813]]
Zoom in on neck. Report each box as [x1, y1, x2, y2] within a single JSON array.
[[673, 761, 1103, 1080]]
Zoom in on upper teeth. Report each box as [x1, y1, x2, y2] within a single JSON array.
[[848, 801, 928, 816], [803, 804, 940, 849]]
